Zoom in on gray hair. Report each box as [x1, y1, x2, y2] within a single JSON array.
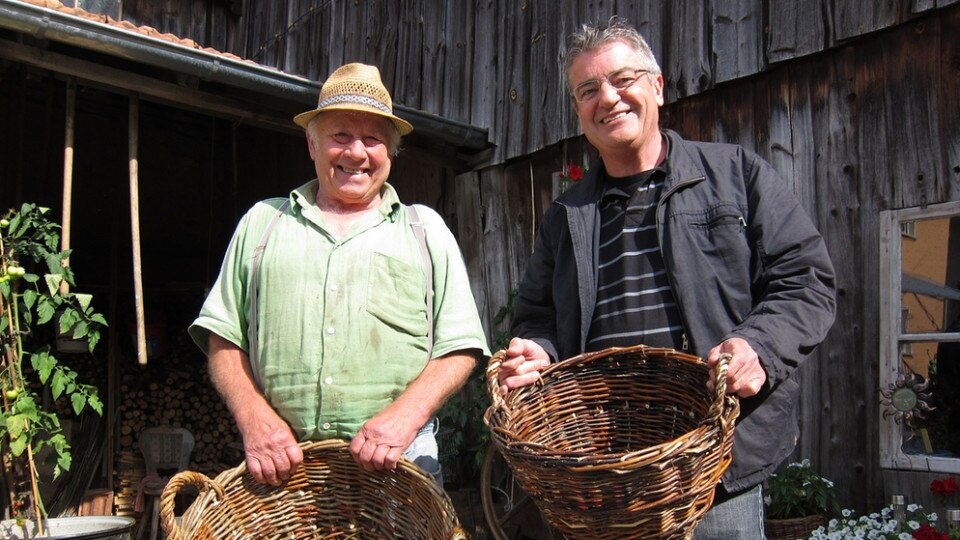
[[563, 16, 661, 91]]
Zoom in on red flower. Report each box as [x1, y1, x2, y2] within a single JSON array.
[[930, 475, 959, 497], [912, 523, 948, 540], [565, 164, 584, 181]]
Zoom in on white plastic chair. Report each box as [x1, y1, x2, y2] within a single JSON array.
[[136, 427, 194, 540]]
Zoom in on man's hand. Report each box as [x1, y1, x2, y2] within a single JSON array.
[[239, 408, 304, 486], [349, 410, 419, 472], [207, 333, 303, 486], [496, 337, 552, 394], [706, 337, 767, 397]]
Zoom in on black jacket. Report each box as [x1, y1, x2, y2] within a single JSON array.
[[512, 129, 837, 491]]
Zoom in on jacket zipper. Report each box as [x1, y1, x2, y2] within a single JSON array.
[[656, 175, 705, 352]]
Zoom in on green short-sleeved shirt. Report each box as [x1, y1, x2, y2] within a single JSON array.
[[189, 180, 490, 439]]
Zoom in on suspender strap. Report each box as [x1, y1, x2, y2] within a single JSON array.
[[247, 199, 290, 388], [406, 205, 435, 361]]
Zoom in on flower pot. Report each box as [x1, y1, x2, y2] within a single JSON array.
[[0, 516, 135, 539], [764, 514, 827, 540]]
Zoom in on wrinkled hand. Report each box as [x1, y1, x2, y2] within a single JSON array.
[[496, 337, 552, 394], [349, 411, 419, 472], [706, 337, 767, 398], [240, 411, 303, 486]]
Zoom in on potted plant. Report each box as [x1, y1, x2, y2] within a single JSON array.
[[764, 459, 838, 540], [0, 203, 132, 538]]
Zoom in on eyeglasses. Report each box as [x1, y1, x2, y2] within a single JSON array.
[[572, 68, 652, 103]]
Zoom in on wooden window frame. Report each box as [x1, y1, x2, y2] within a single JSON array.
[[879, 200, 960, 472]]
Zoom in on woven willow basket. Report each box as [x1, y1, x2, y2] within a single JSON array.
[[764, 514, 828, 540], [159, 439, 467, 540], [484, 345, 740, 540]]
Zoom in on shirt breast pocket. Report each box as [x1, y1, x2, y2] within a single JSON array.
[[365, 252, 429, 337]]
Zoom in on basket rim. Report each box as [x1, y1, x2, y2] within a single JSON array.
[[484, 345, 740, 467]]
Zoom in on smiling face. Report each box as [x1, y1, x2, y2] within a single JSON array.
[[306, 111, 399, 212], [569, 41, 665, 172]]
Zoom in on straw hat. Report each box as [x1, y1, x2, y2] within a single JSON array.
[[293, 63, 413, 135]]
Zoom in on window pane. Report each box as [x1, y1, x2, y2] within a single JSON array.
[[900, 216, 960, 334], [893, 340, 960, 458]]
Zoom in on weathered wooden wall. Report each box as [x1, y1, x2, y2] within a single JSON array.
[[29, 0, 960, 516], [104, 0, 959, 165], [453, 7, 960, 514]]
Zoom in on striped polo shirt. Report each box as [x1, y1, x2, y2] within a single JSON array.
[[586, 166, 686, 351]]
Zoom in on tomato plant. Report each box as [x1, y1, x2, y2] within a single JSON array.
[[0, 203, 106, 532]]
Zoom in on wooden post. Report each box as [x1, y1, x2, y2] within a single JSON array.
[[128, 95, 148, 365], [60, 79, 76, 295]]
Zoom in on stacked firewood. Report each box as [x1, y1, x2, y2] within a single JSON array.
[[113, 331, 243, 516]]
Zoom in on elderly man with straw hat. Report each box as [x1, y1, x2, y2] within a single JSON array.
[[190, 63, 490, 486]]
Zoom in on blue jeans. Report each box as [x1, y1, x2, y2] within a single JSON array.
[[693, 484, 766, 540], [402, 416, 443, 485]]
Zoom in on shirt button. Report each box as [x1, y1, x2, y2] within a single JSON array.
[[322, 422, 331, 430], [329, 284, 338, 292], [325, 327, 335, 335], [324, 376, 334, 385]]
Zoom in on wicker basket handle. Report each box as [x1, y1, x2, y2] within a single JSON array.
[[485, 349, 510, 412], [706, 352, 733, 422], [160, 470, 225, 540]]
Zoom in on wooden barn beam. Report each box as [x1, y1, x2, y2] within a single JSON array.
[[0, 38, 303, 136]]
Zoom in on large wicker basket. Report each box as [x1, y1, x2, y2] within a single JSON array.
[[159, 439, 467, 540], [484, 345, 740, 540]]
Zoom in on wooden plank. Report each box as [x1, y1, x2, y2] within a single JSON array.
[[710, 0, 763, 83], [453, 171, 491, 335], [833, 0, 900, 43], [713, 76, 755, 148], [470, 0, 497, 133], [393, 0, 424, 110], [501, 0, 529, 159], [664, 1, 710, 100], [940, 6, 960, 201], [767, 0, 827, 63], [440, 1, 473, 123], [881, 19, 940, 209], [420, 0, 446, 115], [479, 167, 514, 334], [368, 2, 400, 99]]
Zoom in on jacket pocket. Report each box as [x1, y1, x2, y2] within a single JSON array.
[[365, 252, 429, 337]]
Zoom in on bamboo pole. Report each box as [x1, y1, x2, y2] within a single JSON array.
[[128, 95, 148, 365], [60, 79, 76, 295]]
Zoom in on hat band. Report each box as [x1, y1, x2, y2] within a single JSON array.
[[317, 94, 392, 115]]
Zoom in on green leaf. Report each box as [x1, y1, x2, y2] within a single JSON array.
[[6, 414, 26, 438], [44, 274, 63, 297], [87, 332, 100, 353], [72, 321, 89, 340], [9, 433, 27, 456], [36, 296, 55, 324], [59, 308, 78, 334], [31, 351, 57, 383], [71, 393, 86, 415], [0, 281, 10, 300], [87, 394, 103, 415], [51, 370, 67, 399], [74, 293, 92, 312], [22, 289, 37, 309], [22, 273, 38, 284], [90, 313, 108, 327], [45, 253, 64, 275]]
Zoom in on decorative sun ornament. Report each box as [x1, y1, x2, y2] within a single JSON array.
[[881, 372, 935, 432]]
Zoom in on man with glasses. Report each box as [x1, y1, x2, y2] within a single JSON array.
[[497, 17, 836, 539]]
